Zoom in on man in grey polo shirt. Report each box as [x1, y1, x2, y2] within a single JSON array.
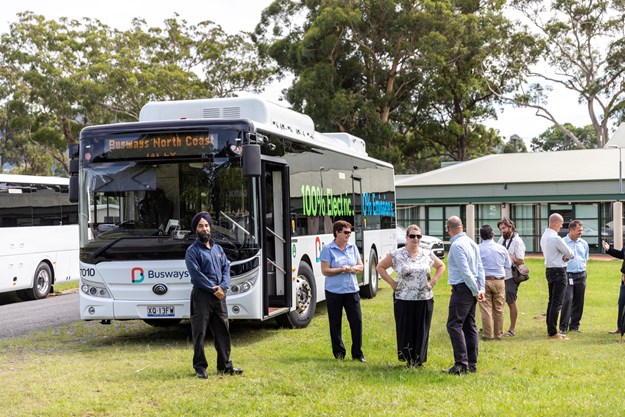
[[540, 213, 575, 340]]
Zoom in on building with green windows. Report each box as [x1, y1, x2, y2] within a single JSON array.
[[395, 142, 625, 253]]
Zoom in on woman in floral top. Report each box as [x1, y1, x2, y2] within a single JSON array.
[[377, 224, 446, 367]]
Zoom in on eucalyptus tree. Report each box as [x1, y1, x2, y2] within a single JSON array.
[[502, 0, 625, 148], [255, 0, 537, 171], [0, 12, 275, 175]]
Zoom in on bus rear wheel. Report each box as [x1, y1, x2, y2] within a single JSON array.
[[275, 262, 316, 329], [18, 262, 52, 301], [360, 249, 378, 299]]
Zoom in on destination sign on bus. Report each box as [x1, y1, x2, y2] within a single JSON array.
[[104, 132, 218, 159]]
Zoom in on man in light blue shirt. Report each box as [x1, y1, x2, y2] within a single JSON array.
[[559, 220, 590, 334], [478, 225, 512, 340], [443, 216, 485, 375]]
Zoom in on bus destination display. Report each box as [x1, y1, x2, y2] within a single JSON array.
[[104, 132, 218, 159]]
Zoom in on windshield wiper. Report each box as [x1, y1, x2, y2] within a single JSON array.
[[91, 236, 153, 259], [219, 211, 253, 238]]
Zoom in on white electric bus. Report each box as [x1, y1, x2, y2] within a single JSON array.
[[69, 96, 396, 328], [0, 174, 79, 300]]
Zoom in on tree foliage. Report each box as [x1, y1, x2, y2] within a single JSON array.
[[531, 123, 599, 151], [255, 0, 537, 172], [0, 12, 275, 175], [503, 0, 625, 148]]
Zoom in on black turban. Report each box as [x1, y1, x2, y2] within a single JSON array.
[[191, 211, 213, 231]]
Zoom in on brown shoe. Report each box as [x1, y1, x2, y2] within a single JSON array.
[[609, 329, 621, 334]]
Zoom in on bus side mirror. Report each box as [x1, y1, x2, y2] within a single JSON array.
[[68, 144, 79, 203], [242, 144, 261, 177], [69, 176, 78, 203]]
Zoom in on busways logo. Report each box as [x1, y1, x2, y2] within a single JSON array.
[[131, 267, 145, 283], [131, 267, 189, 283]]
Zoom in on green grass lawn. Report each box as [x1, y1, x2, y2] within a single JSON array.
[[2, 258, 625, 416]]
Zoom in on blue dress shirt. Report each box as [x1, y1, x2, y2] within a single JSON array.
[[447, 232, 485, 296], [564, 235, 589, 273], [320, 240, 360, 294], [479, 238, 512, 278]]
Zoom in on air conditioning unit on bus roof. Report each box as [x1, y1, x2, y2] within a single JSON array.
[[139, 96, 368, 155], [324, 132, 366, 154], [139, 96, 316, 140]]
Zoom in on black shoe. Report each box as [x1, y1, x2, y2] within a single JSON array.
[[335, 354, 345, 361], [442, 364, 467, 375], [220, 367, 243, 375], [353, 356, 367, 363], [469, 364, 477, 373], [407, 361, 423, 368], [196, 369, 208, 379], [609, 329, 622, 334]]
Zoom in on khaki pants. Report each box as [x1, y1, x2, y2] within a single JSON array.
[[479, 279, 506, 339]]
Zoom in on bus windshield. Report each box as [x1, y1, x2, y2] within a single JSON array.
[[79, 156, 258, 264]]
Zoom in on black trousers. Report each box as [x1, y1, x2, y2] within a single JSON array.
[[394, 297, 434, 365], [325, 290, 363, 359], [446, 283, 478, 368], [546, 267, 567, 336], [559, 271, 587, 332], [618, 281, 625, 331], [190, 287, 232, 372]]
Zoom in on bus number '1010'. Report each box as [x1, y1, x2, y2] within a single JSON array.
[[81, 268, 95, 277]]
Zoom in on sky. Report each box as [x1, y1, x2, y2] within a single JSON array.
[[0, 0, 596, 147]]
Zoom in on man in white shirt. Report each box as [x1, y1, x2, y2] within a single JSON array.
[[540, 213, 575, 340], [497, 217, 526, 337]]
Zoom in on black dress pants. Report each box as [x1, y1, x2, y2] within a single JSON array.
[[618, 281, 625, 331], [546, 267, 567, 336], [446, 283, 478, 368], [191, 287, 232, 372], [559, 271, 587, 332], [325, 290, 363, 359]]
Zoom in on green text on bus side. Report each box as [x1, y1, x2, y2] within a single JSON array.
[[301, 185, 353, 217]]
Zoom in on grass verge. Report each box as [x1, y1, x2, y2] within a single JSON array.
[[1, 258, 624, 416]]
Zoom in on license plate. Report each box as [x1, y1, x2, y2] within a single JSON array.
[[147, 306, 175, 317]]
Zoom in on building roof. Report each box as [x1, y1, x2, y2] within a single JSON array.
[[396, 148, 620, 187]]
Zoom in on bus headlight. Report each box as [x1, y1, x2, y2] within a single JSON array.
[[81, 278, 111, 298], [229, 275, 257, 295]]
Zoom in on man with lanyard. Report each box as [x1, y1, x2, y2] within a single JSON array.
[[540, 213, 575, 340], [443, 216, 485, 375], [497, 217, 526, 337], [559, 220, 590, 334]]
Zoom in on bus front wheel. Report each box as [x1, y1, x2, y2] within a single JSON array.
[[276, 262, 317, 329], [18, 262, 52, 301]]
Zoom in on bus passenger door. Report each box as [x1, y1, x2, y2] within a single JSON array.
[[261, 159, 292, 318]]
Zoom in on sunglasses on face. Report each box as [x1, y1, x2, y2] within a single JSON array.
[[408, 234, 422, 239], [341, 230, 352, 235]]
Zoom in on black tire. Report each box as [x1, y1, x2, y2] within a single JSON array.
[[360, 249, 378, 299], [275, 262, 317, 329], [18, 262, 52, 301], [143, 319, 182, 327]]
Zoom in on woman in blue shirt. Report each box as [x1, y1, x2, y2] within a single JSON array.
[[320, 220, 365, 362]]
